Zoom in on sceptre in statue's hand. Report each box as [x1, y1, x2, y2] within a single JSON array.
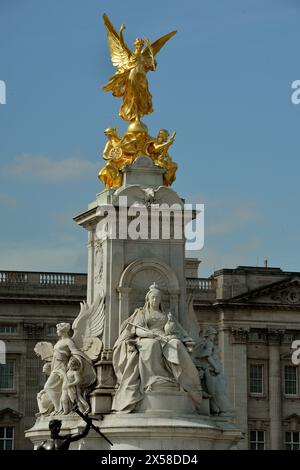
[[72, 402, 113, 446]]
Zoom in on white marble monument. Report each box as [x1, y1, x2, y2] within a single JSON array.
[[26, 158, 241, 450], [25, 13, 241, 450]]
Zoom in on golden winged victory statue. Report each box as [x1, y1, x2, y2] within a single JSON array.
[[98, 14, 178, 189]]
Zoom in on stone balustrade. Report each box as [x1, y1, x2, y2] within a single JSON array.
[[0, 271, 87, 299], [0, 271, 216, 299], [186, 277, 216, 291]]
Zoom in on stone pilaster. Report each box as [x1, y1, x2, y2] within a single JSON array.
[[218, 325, 234, 401], [268, 329, 284, 449], [231, 327, 249, 449], [23, 322, 44, 418]]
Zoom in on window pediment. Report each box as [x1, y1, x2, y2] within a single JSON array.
[[0, 408, 22, 421]]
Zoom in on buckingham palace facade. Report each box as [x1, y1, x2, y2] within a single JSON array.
[[0, 261, 300, 450]]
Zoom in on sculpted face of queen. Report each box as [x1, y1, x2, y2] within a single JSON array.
[[149, 290, 160, 310]]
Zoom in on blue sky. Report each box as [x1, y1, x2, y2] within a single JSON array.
[[0, 0, 299, 276]]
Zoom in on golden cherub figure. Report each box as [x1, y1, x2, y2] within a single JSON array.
[[102, 13, 176, 125], [146, 129, 177, 186], [98, 127, 178, 189]]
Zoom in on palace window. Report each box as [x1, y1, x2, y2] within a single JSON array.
[[249, 331, 266, 342], [284, 366, 298, 396], [284, 333, 297, 343], [285, 432, 300, 450], [249, 430, 265, 450], [0, 359, 15, 390], [250, 364, 264, 395], [47, 325, 57, 336], [0, 325, 17, 334], [0, 426, 14, 450]]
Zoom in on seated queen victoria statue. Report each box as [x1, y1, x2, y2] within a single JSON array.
[[112, 284, 203, 413]]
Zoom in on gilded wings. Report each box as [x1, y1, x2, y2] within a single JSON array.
[[103, 13, 176, 71], [102, 14, 132, 70], [102, 13, 176, 122]]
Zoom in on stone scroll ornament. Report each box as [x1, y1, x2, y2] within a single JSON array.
[[35, 291, 106, 416]]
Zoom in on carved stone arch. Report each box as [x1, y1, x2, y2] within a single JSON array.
[[118, 258, 180, 326]]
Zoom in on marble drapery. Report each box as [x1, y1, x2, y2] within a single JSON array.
[[112, 295, 202, 412]]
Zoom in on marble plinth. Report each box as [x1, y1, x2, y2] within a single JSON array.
[[26, 413, 241, 450]]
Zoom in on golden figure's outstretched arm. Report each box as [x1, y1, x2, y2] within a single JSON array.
[[154, 132, 176, 158], [102, 13, 132, 69]]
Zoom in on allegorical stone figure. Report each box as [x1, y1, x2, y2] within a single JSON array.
[[41, 323, 96, 414], [112, 283, 202, 413], [60, 356, 91, 415], [35, 293, 106, 415], [192, 326, 233, 416], [36, 362, 54, 416]]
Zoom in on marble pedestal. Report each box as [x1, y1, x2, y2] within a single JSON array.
[[135, 388, 210, 416], [26, 413, 241, 450]]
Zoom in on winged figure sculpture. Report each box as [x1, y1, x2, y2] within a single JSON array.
[[102, 13, 176, 122], [34, 291, 106, 415], [72, 290, 106, 361]]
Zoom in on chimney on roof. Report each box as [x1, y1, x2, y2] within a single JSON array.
[[264, 259, 268, 268]]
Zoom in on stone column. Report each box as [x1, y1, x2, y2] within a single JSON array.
[[231, 327, 249, 450], [268, 329, 284, 450], [218, 325, 234, 401]]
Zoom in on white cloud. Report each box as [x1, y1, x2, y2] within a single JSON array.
[[0, 193, 17, 208], [3, 155, 99, 183]]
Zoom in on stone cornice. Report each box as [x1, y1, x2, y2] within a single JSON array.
[[212, 301, 300, 311], [0, 296, 85, 304]]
